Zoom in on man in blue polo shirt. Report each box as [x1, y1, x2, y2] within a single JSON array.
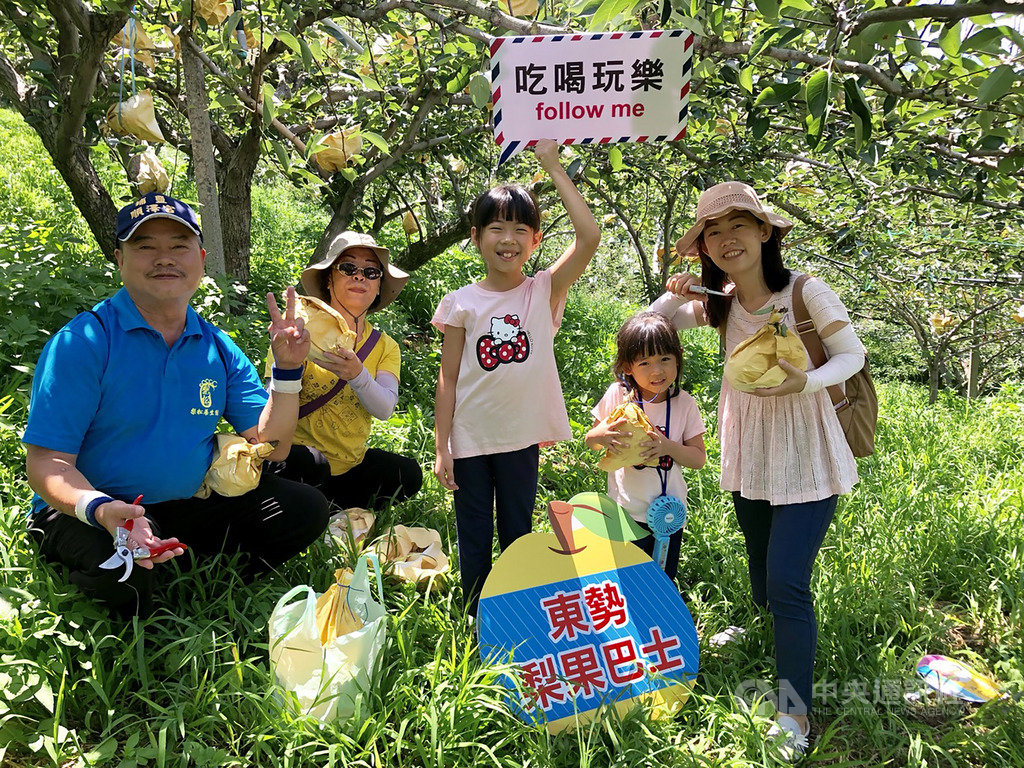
[[23, 193, 329, 616]]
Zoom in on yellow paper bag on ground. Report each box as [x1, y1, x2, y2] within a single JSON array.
[[724, 307, 808, 392], [106, 90, 165, 143], [315, 567, 365, 645], [194, 434, 275, 498], [325, 508, 376, 549], [295, 295, 356, 364], [596, 400, 659, 472], [367, 525, 449, 590]]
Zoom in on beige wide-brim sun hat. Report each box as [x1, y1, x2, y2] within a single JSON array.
[[675, 181, 795, 258], [301, 231, 409, 312]]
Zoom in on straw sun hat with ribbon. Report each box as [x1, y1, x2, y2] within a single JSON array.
[[674, 182, 795, 259], [301, 231, 409, 312]]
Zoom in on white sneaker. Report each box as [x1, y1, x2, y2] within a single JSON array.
[[709, 625, 746, 647], [767, 714, 810, 762]]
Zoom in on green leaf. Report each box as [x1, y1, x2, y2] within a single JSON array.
[[781, 0, 814, 9], [568, 492, 647, 542], [804, 110, 825, 148], [275, 31, 302, 56], [609, 146, 623, 172], [261, 83, 276, 125], [587, 0, 640, 31], [33, 680, 53, 713], [748, 112, 770, 140], [469, 74, 491, 108], [977, 65, 1017, 105], [446, 66, 472, 94], [938, 21, 961, 58], [963, 27, 1004, 54], [754, 0, 780, 21], [272, 141, 290, 170], [754, 81, 800, 107], [805, 68, 830, 118], [360, 130, 390, 156], [749, 26, 783, 58], [739, 67, 754, 94], [299, 37, 314, 70], [843, 77, 872, 147]]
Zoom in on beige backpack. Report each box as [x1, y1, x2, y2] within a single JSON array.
[[792, 274, 878, 458]]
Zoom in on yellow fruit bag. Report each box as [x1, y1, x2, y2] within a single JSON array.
[[194, 434, 276, 498], [311, 126, 363, 173], [597, 400, 659, 472], [105, 90, 165, 143], [724, 306, 809, 392], [315, 567, 365, 645], [294, 295, 357, 364]]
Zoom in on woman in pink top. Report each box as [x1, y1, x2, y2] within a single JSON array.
[[432, 139, 600, 617], [652, 182, 865, 758]]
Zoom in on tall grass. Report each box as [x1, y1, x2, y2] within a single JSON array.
[[1, 108, 1022, 766]]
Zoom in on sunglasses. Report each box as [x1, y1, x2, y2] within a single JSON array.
[[335, 262, 383, 280]]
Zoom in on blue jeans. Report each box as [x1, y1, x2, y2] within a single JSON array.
[[453, 445, 539, 617], [733, 492, 837, 716]]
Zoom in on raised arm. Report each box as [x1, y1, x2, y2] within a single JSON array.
[[256, 286, 310, 460], [535, 140, 601, 309]]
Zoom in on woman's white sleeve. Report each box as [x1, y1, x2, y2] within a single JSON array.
[[801, 323, 865, 393], [348, 368, 399, 419], [649, 292, 702, 330]]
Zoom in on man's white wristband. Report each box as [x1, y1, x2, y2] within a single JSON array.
[[269, 377, 303, 394], [269, 365, 304, 394], [74, 491, 113, 528]]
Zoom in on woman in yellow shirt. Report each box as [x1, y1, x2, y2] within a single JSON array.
[[269, 232, 422, 510]]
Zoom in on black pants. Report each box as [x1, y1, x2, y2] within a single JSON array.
[[29, 474, 329, 617], [452, 445, 539, 617], [632, 519, 684, 581], [269, 444, 423, 511]]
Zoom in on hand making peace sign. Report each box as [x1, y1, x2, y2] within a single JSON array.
[[266, 286, 311, 369]]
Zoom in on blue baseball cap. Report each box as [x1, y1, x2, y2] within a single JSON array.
[[116, 193, 203, 244]]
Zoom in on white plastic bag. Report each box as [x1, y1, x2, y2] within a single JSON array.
[[268, 555, 386, 721]]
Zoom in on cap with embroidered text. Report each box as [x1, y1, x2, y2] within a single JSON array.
[[116, 193, 203, 244]]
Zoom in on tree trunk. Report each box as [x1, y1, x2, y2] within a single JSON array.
[[218, 128, 262, 287], [181, 26, 226, 277], [928, 357, 941, 404], [55, 140, 120, 261]]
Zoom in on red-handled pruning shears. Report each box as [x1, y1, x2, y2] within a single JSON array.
[[97, 496, 187, 582]]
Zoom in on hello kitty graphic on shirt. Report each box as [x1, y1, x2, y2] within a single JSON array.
[[476, 313, 531, 371]]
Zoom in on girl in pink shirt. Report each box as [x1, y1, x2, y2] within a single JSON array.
[[432, 140, 600, 617], [653, 182, 865, 758], [586, 311, 707, 580]]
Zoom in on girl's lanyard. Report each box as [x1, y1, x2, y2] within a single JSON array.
[[640, 394, 688, 573]]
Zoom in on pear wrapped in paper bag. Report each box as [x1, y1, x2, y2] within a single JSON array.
[[724, 307, 808, 392], [596, 400, 660, 472], [194, 434, 276, 498], [295, 295, 357, 365], [315, 568, 365, 645]]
